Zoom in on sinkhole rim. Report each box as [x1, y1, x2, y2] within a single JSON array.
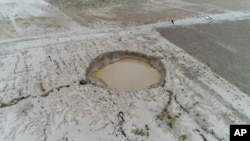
[[86, 51, 166, 91]]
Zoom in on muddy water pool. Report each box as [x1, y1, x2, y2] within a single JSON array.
[[92, 59, 161, 91]]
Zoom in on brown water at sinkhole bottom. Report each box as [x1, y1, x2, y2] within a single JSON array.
[[92, 59, 161, 91]]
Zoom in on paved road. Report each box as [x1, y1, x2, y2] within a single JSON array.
[[157, 19, 250, 95]]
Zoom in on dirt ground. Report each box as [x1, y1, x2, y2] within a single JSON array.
[[1, 0, 250, 141], [181, 0, 250, 11], [47, 0, 226, 27], [0, 0, 239, 39]]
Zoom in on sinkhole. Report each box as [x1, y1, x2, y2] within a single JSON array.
[[86, 51, 165, 91]]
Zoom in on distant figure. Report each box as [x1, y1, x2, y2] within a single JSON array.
[[171, 19, 175, 24], [206, 15, 214, 22]]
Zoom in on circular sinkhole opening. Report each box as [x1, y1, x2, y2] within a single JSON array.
[[86, 51, 165, 91]]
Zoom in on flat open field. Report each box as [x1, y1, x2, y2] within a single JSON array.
[[181, 0, 250, 11], [157, 19, 250, 94]]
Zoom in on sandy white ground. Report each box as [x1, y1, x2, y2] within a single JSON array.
[[1, 1, 250, 141]]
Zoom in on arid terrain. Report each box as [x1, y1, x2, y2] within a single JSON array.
[[157, 19, 250, 95], [1, 0, 250, 141]]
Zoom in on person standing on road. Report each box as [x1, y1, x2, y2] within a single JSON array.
[[171, 19, 175, 24]]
